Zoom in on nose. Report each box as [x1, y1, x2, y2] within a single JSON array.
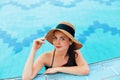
[[56, 39, 60, 45]]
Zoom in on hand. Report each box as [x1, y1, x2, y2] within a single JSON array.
[[32, 38, 46, 50], [44, 68, 59, 74]]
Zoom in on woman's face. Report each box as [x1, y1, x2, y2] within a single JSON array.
[[52, 30, 72, 51]]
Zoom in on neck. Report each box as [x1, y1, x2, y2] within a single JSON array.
[[55, 49, 68, 58]]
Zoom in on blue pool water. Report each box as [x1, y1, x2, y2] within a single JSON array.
[[0, 0, 120, 79]]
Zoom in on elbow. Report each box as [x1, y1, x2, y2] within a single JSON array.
[[22, 76, 32, 80], [82, 68, 90, 75]]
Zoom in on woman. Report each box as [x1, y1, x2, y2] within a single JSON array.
[[22, 22, 89, 80]]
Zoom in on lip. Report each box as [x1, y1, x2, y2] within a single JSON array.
[[56, 46, 61, 48]]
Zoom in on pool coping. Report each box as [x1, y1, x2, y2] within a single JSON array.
[[1, 57, 120, 80]]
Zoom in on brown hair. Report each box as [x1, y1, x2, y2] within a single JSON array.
[[63, 42, 78, 66]]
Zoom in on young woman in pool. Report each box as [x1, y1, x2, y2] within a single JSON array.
[[22, 22, 89, 80]]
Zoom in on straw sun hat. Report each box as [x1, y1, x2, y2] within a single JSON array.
[[45, 22, 82, 50]]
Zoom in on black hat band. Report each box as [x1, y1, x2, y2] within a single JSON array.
[[56, 24, 75, 37]]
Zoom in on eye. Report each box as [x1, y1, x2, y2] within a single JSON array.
[[61, 37, 65, 40], [52, 36, 57, 40]]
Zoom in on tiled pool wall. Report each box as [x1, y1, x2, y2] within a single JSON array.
[[0, 0, 120, 79]]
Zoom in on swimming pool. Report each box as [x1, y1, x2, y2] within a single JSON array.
[[0, 0, 120, 79]]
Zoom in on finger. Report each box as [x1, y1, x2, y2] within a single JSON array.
[[44, 72, 47, 74], [37, 38, 45, 43], [40, 38, 46, 41], [34, 40, 43, 45], [44, 71, 48, 74]]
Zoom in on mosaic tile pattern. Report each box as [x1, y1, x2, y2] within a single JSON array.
[[0, 0, 120, 78]]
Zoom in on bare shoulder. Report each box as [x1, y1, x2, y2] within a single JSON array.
[[74, 50, 87, 62], [38, 51, 54, 65], [74, 50, 82, 57], [74, 50, 88, 65], [41, 51, 53, 58], [75, 50, 80, 53]]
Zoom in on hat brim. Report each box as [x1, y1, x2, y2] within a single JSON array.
[[45, 29, 82, 50]]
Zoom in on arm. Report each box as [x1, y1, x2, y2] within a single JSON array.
[[58, 51, 89, 75], [44, 50, 89, 75], [22, 38, 46, 80]]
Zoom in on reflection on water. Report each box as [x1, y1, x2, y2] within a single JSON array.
[[34, 74, 60, 80]]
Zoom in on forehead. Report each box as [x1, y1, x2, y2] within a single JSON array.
[[53, 30, 67, 37]]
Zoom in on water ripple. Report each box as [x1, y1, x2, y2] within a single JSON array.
[[0, 0, 119, 10]]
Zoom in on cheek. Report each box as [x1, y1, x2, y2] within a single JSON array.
[[62, 41, 70, 46], [52, 41, 55, 45]]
